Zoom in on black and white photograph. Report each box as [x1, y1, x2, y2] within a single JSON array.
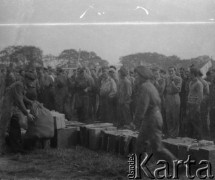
[[0, 0, 215, 179]]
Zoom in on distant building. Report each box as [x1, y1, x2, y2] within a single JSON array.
[[199, 60, 212, 78], [179, 56, 213, 78]]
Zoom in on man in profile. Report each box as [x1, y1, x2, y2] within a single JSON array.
[[134, 66, 176, 164]]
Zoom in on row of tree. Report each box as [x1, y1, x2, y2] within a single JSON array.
[[0, 46, 213, 71], [0, 46, 108, 69], [0, 46, 43, 68], [120, 52, 214, 71]]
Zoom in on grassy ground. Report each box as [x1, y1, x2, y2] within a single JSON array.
[[0, 146, 128, 180], [0, 146, 194, 180]]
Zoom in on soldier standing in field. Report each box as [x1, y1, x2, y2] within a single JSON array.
[[179, 68, 189, 136], [117, 67, 132, 128], [74, 68, 93, 122], [185, 68, 203, 139], [152, 67, 167, 136], [164, 66, 182, 138], [41, 68, 55, 110], [198, 70, 210, 139], [54, 68, 68, 114], [99, 67, 117, 123]]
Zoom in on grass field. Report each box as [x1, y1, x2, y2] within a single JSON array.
[[0, 146, 193, 180], [0, 146, 129, 180]]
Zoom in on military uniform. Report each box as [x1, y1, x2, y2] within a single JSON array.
[[117, 76, 132, 127], [88, 72, 98, 122], [153, 77, 167, 135], [26, 79, 39, 101], [179, 77, 189, 136], [186, 79, 203, 139], [135, 80, 176, 162], [74, 74, 93, 122], [164, 75, 182, 137], [0, 81, 31, 154], [40, 72, 55, 110], [99, 76, 117, 123], [54, 74, 68, 114], [199, 78, 210, 139]]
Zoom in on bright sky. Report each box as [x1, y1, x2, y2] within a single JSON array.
[[0, 0, 215, 64]]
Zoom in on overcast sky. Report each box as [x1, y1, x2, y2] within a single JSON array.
[[0, 0, 215, 64]]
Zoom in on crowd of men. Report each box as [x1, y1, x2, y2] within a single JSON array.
[[0, 63, 215, 154]]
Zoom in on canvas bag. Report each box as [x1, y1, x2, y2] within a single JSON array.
[[25, 101, 54, 138]]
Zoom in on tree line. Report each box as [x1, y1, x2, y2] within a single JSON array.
[[120, 52, 214, 70], [0, 46, 108, 69], [0, 46, 213, 70]]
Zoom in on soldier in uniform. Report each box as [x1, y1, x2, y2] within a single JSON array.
[[117, 67, 132, 128], [134, 66, 176, 163], [128, 71, 135, 121], [99, 67, 117, 123], [54, 68, 68, 114], [25, 71, 40, 101], [164, 66, 182, 138], [89, 68, 99, 121], [74, 68, 93, 122], [41, 68, 55, 110], [186, 68, 203, 139], [152, 67, 167, 136], [198, 70, 210, 139], [108, 67, 118, 123], [5, 69, 16, 88], [0, 74, 35, 154]]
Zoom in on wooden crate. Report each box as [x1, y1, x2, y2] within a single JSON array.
[[51, 126, 79, 149]]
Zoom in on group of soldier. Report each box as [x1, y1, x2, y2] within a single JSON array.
[[0, 63, 215, 156]]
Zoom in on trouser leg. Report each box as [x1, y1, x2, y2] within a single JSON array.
[[7, 115, 24, 153], [201, 102, 209, 139], [150, 116, 177, 163]]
